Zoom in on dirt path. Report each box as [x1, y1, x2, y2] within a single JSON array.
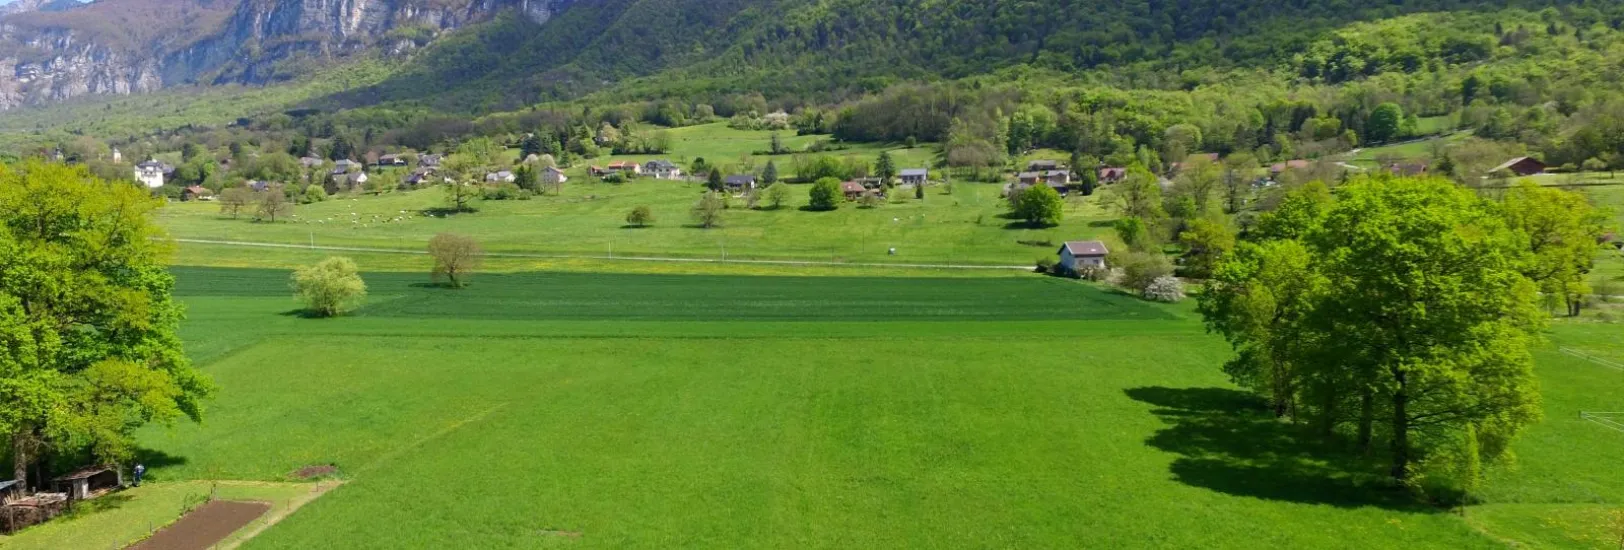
[[127, 501, 270, 550]]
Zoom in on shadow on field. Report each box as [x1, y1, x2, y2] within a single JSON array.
[[1125, 386, 1425, 511], [132, 447, 190, 481]]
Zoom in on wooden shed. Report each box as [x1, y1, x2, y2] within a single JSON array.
[[53, 466, 120, 500]]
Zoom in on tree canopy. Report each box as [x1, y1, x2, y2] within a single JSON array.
[[0, 161, 212, 487], [1201, 175, 1547, 496]]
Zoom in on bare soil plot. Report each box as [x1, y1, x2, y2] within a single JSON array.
[[128, 500, 270, 550]]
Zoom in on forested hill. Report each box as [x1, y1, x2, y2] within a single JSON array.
[[316, 0, 1597, 112]]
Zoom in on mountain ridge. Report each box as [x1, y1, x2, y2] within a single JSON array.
[[0, 0, 569, 109]]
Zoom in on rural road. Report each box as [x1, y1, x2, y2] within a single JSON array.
[[173, 238, 1033, 270]]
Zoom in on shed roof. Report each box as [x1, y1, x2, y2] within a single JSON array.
[[0, 479, 18, 492], [1060, 240, 1109, 257], [900, 168, 929, 177], [54, 466, 112, 481]]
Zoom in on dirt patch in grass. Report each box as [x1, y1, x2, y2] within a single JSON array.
[[127, 500, 270, 550], [289, 464, 338, 480]]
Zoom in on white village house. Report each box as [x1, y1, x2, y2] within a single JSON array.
[[1057, 240, 1109, 272], [134, 160, 166, 189], [542, 166, 568, 185], [900, 168, 929, 186]]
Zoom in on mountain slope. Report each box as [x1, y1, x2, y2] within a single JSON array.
[[0, 0, 570, 109], [317, 0, 1591, 113]]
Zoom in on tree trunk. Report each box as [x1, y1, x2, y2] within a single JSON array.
[[11, 431, 27, 491], [1357, 389, 1375, 452], [1390, 372, 1411, 482]]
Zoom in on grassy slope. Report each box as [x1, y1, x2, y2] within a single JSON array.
[[94, 266, 1620, 548]]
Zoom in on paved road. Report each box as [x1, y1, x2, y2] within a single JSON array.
[[173, 238, 1032, 271]]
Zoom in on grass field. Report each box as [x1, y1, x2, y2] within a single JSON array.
[[0, 265, 1588, 548], [158, 176, 1113, 266]]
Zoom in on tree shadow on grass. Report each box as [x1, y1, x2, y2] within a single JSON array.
[[131, 447, 189, 484], [1124, 386, 1428, 511]]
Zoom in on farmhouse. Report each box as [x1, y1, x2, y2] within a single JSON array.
[[405, 168, 437, 186], [485, 171, 516, 183], [182, 185, 213, 201], [607, 161, 643, 175], [841, 181, 866, 200], [1026, 159, 1065, 172], [134, 160, 165, 189], [1491, 156, 1546, 176], [333, 159, 360, 172], [247, 180, 273, 192], [419, 154, 444, 168], [346, 171, 370, 190], [644, 159, 682, 179], [1010, 181, 1070, 198], [376, 154, 408, 167], [1058, 240, 1109, 272], [1387, 160, 1430, 176], [1099, 167, 1127, 183], [542, 166, 568, 185], [725, 174, 757, 191], [1017, 170, 1071, 186], [900, 168, 929, 185]]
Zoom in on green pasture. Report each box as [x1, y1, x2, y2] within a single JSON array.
[[14, 266, 1592, 549], [157, 177, 1113, 266]]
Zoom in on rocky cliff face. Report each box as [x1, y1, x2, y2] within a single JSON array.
[[0, 0, 572, 110]]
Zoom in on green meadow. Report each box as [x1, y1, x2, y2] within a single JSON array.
[[13, 264, 1595, 549], [158, 177, 1113, 266]]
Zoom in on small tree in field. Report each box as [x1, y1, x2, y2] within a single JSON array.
[[706, 168, 725, 192], [626, 205, 654, 227], [765, 183, 790, 209], [692, 191, 724, 228], [858, 191, 882, 209], [256, 189, 293, 222], [428, 233, 484, 288], [291, 257, 367, 317], [220, 187, 252, 218], [808, 177, 841, 211], [1010, 183, 1064, 227]]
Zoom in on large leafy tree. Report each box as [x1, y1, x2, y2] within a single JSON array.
[[1202, 175, 1546, 493], [0, 161, 212, 488], [1010, 183, 1064, 227], [1312, 177, 1541, 482], [1501, 181, 1609, 316]]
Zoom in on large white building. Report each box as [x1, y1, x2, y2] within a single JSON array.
[[134, 160, 166, 189]]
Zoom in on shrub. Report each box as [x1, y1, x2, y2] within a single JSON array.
[[808, 178, 842, 210], [1117, 252, 1175, 293], [1142, 276, 1185, 302], [765, 183, 790, 209], [1078, 265, 1110, 282], [1035, 258, 1056, 274], [302, 184, 327, 204], [481, 183, 522, 200], [626, 205, 654, 227], [1009, 184, 1064, 227], [858, 191, 882, 209], [290, 257, 367, 317]]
